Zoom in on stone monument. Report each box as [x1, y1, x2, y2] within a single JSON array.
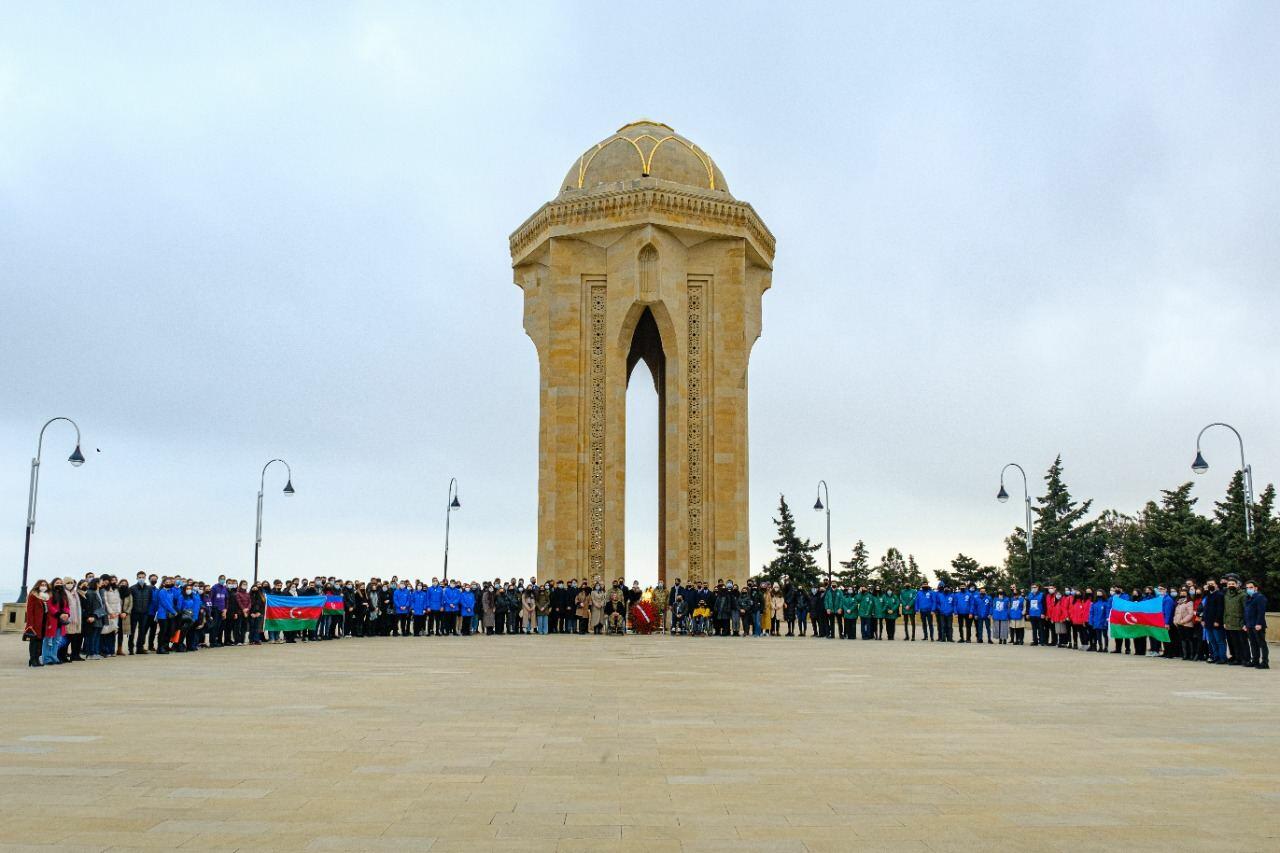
[[510, 120, 775, 585]]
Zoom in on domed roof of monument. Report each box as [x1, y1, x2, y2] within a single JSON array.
[[561, 120, 730, 196]]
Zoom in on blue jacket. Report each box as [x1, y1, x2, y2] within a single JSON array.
[[393, 587, 412, 614], [460, 589, 475, 617], [1089, 599, 1107, 629], [991, 596, 1009, 621], [442, 586, 460, 613], [1009, 595, 1025, 620], [974, 594, 992, 618], [915, 589, 934, 613], [955, 591, 973, 615], [147, 585, 164, 618], [426, 584, 444, 611], [154, 586, 179, 619], [1161, 594, 1176, 627], [179, 591, 203, 618], [935, 591, 954, 616], [1026, 592, 1045, 619], [1244, 592, 1268, 629], [411, 588, 428, 615]]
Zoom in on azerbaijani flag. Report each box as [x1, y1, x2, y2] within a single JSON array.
[[323, 595, 345, 616], [264, 594, 326, 631], [1108, 595, 1169, 641]]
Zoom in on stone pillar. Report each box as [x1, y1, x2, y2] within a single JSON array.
[[511, 122, 774, 586]]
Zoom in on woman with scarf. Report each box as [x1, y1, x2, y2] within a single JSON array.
[[115, 578, 132, 655], [82, 578, 107, 660], [100, 575, 122, 658], [24, 580, 55, 667], [575, 585, 591, 634], [589, 582, 607, 634], [520, 586, 536, 635], [61, 577, 83, 662]]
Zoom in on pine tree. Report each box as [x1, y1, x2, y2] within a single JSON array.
[[1010, 456, 1108, 589], [1254, 485, 1280, 593], [905, 554, 928, 589], [836, 540, 874, 588], [759, 494, 821, 586], [1097, 509, 1142, 590], [875, 548, 930, 590], [1125, 483, 1216, 589], [949, 553, 1008, 590], [1213, 471, 1261, 580], [873, 547, 907, 589]]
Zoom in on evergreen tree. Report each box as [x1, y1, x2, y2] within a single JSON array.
[[1213, 471, 1262, 580], [836, 540, 874, 588], [1254, 485, 1280, 593], [1097, 509, 1142, 590], [1123, 483, 1216, 589], [1010, 456, 1108, 589], [873, 547, 908, 589], [949, 553, 1008, 590], [759, 494, 821, 586], [875, 548, 926, 589], [904, 554, 928, 589]]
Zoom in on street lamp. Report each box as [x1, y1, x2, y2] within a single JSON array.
[[997, 462, 1034, 585], [442, 477, 461, 581], [17, 417, 87, 602], [1192, 422, 1254, 539], [254, 459, 294, 585], [814, 480, 831, 586]]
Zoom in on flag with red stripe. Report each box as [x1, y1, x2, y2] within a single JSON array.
[[264, 594, 326, 631], [1108, 596, 1169, 641]]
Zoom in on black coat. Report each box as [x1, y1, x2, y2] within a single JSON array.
[[1203, 589, 1225, 626], [129, 581, 152, 617]]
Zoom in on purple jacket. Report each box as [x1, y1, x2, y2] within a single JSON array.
[[209, 583, 229, 611]]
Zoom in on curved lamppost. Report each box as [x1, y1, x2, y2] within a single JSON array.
[[1192, 422, 1254, 539], [813, 480, 832, 586], [254, 459, 295, 584], [997, 462, 1033, 585], [442, 478, 461, 581], [17, 417, 87, 601]]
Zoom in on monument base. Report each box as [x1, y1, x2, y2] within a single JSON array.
[[1, 601, 25, 634]]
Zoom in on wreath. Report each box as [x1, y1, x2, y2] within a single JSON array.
[[630, 600, 658, 634]]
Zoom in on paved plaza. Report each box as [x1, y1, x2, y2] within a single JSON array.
[[2, 636, 1277, 852]]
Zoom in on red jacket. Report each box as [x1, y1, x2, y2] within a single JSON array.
[[1046, 594, 1067, 622], [1070, 597, 1091, 625], [25, 595, 65, 639]]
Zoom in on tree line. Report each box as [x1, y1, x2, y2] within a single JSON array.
[[759, 455, 1280, 593]]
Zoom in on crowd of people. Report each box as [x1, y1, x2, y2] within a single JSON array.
[[21, 570, 1271, 670]]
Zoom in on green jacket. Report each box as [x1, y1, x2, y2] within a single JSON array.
[[823, 588, 841, 613], [857, 593, 874, 618], [880, 593, 900, 618], [899, 589, 916, 615], [1223, 588, 1247, 630], [841, 591, 858, 615], [871, 594, 887, 618]]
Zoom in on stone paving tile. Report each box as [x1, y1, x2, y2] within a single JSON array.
[[1, 635, 1277, 852]]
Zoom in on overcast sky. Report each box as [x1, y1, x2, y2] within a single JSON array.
[[3, 1, 1278, 593]]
